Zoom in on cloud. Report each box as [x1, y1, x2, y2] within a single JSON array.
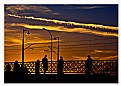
[[7, 14, 118, 37], [72, 55, 118, 60], [8, 23, 118, 37], [106, 55, 118, 60], [76, 6, 107, 9], [90, 49, 117, 58], [4, 36, 22, 46], [92, 50, 114, 54], [8, 14, 118, 30], [5, 5, 51, 13], [72, 56, 87, 60], [5, 5, 59, 15], [67, 6, 107, 10], [4, 29, 17, 33], [92, 55, 118, 60], [4, 29, 59, 47], [26, 39, 59, 45]]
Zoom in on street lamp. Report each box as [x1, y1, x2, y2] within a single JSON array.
[[54, 37, 59, 61], [42, 28, 53, 74], [22, 29, 30, 67]]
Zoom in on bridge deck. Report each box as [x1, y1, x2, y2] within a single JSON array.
[[4, 73, 118, 83]]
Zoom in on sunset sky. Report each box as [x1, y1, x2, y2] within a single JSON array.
[[4, 4, 118, 62]]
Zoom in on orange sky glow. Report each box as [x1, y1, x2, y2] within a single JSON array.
[[4, 5, 118, 62]]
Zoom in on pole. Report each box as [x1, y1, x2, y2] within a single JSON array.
[[22, 29, 24, 67], [42, 28, 53, 74], [22, 29, 30, 68], [50, 33, 52, 74], [58, 37, 59, 61]]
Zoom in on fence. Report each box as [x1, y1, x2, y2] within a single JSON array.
[[4, 60, 118, 75]]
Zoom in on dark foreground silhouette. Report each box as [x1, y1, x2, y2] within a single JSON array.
[[85, 55, 92, 75], [57, 56, 64, 74], [4, 57, 118, 83], [4, 72, 118, 83], [42, 55, 48, 74]]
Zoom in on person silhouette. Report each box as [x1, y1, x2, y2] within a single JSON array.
[[5, 63, 12, 82], [85, 55, 92, 75], [5, 63, 11, 73], [42, 55, 48, 74], [57, 56, 64, 74], [35, 59, 40, 75], [14, 60, 21, 75]]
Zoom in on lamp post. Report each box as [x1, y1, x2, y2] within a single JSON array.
[[42, 28, 52, 74], [54, 37, 59, 61], [22, 29, 30, 68]]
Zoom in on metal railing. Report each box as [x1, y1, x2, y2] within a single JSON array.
[[4, 60, 118, 74]]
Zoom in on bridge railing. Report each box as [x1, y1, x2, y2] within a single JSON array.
[[4, 60, 118, 74]]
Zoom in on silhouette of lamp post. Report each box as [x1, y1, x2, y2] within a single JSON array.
[[53, 37, 59, 61], [22, 29, 30, 67], [42, 28, 52, 74]]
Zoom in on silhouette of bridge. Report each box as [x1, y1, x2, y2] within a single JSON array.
[[4, 60, 118, 83], [4, 60, 117, 74]]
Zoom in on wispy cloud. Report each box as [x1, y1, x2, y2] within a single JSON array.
[[8, 22, 118, 37], [4, 29, 17, 33], [92, 55, 118, 60], [5, 5, 59, 15], [8, 14, 118, 31], [76, 6, 107, 9], [90, 49, 117, 58], [91, 49, 115, 54], [4, 30, 59, 47], [4, 36, 22, 46], [67, 6, 108, 10], [72, 56, 87, 60], [7, 14, 118, 37], [72, 55, 118, 60]]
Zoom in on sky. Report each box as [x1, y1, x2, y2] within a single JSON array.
[[4, 4, 118, 62]]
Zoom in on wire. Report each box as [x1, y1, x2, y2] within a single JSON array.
[[4, 41, 117, 52], [5, 48, 117, 56], [27, 37, 117, 45], [59, 42, 117, 47]]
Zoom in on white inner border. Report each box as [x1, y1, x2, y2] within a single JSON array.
[[1, 0, 120, 86]]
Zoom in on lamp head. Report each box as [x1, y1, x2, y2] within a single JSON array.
[[27, 31, 30, 34], [54, 37, 59, 40], [53, 37, 56, 40], [42, 28, 46, 30]]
